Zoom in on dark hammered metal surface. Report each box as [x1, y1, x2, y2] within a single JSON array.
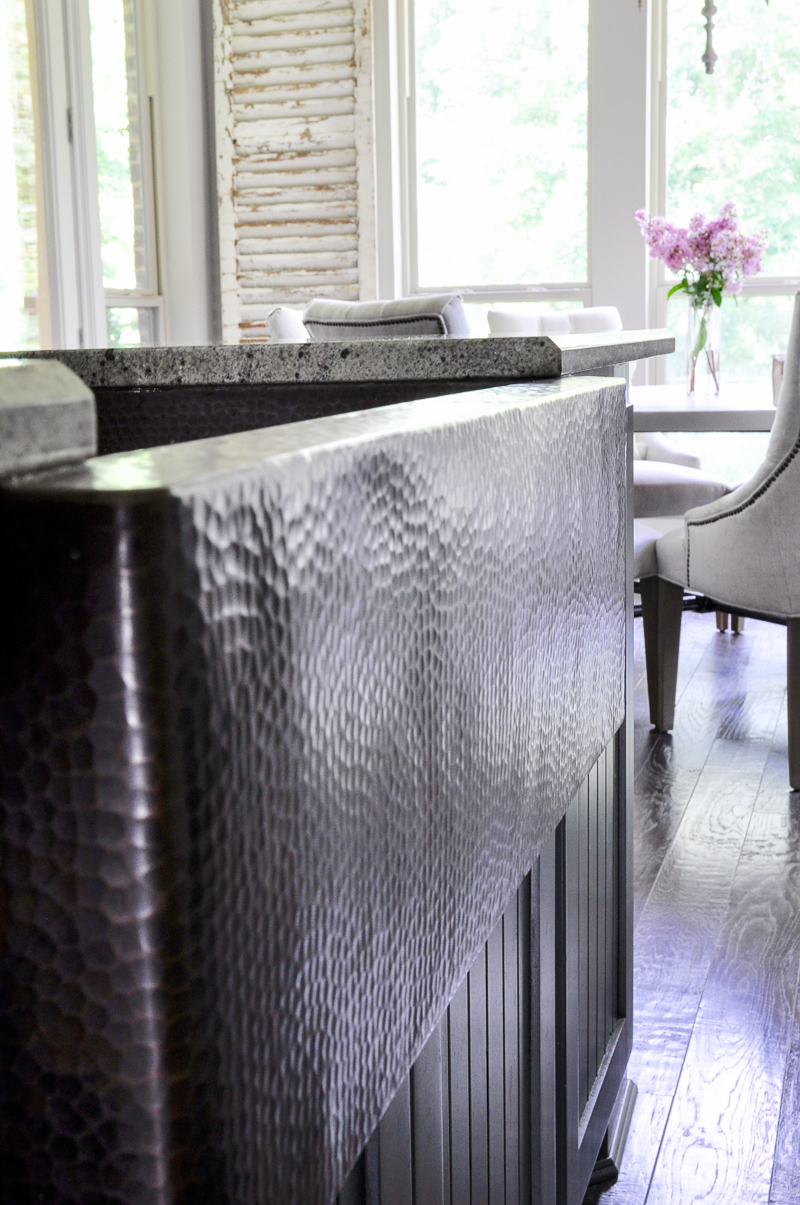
[[0, 497, 178, 1205], [92, 379, 509, 456], [1, 381, 627, 1205]]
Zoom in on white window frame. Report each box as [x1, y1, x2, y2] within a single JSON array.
[[372, 0, 656, 333]]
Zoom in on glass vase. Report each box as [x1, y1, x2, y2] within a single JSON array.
[[687, 298, 721, 398]]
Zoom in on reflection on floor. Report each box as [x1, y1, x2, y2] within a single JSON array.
[[600, 612, 800, 1205]]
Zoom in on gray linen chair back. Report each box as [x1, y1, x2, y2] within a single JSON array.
[[668, 291, 800, 615], [764, 290, 800, 472]]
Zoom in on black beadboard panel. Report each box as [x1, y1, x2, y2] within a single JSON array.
[[572, 741, 622, 1118], [347, 882, 532, 1205]]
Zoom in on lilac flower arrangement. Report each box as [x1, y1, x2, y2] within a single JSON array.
[[635, 202, 766, 306], [635, 203, 766, 393]]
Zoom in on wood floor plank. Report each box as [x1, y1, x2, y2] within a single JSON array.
[[645, 816, 800, 1205], [634, 659, 749, 783], [756, 753, 794, 815], [632, 757, 699, 929], [741, 808, 800, 862], [635, 769, 756, 998], [626, 767, 757, 1101], [755, 701, 800, 814], [770, 975, 800, 1204], [625, 988, 699, 1098]]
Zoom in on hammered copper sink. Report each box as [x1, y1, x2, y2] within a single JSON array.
[[0, 380, 627, 1204]]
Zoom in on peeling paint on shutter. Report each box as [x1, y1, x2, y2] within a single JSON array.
[[214, 0, 375, 343]]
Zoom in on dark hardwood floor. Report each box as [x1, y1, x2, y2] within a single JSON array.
[[600, 612, 800, 1204]]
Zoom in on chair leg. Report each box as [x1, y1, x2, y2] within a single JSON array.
[[788, 619, 800, 792], [716, 611, 729, 632], [731, 614, 745, 634], [639, 577, 684, 732]]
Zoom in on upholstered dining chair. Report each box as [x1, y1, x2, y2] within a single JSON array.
[[639, 290, 800, 790]]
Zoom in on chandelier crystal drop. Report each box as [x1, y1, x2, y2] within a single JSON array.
[[701, 0, 718, 74], [702, 0, 770, 75]]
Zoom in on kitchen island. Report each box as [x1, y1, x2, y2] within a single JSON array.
[[1, 332, 671, 1205]]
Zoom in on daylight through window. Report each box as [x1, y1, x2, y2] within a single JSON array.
[[413, 0, 589, 292]]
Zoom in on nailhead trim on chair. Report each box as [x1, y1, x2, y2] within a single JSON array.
[[685, 428, 800, 592]]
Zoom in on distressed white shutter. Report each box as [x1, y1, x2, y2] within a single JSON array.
[[214, 0, 375, 343]]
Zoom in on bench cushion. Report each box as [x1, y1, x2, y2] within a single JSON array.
[[633, 460, 730, 519], [633, 521, 662, 579]]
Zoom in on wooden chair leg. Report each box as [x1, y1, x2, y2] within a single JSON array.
[[639, 577, 684, 732], [788, 619, 800, 791], [716, 611, 729, 632], [731, 614, 745, 634]]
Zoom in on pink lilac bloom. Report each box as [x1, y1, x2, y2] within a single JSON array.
[[635, 204, 766, 299]]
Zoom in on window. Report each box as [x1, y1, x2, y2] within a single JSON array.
[[0, 0, 161, 351], [655, 0, 800, 383], [412, 0, 588, 293], [374, 0, 650, 331]]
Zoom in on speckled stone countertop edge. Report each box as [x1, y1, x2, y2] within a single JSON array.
[[0, 331, 674, 388]]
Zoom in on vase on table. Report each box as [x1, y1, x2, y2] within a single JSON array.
[[687, 298, 721, 398], [636, 203, 765, 399]]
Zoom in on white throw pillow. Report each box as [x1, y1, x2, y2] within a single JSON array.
[[537, 313, 573, 334], [488, 305, 625, 338], [266, 306, 309, 343], [487, 310, 541, 336], [569, 307, 623, 334]]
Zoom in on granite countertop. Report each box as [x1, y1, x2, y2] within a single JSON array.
[[0, 330, 674, 388]]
